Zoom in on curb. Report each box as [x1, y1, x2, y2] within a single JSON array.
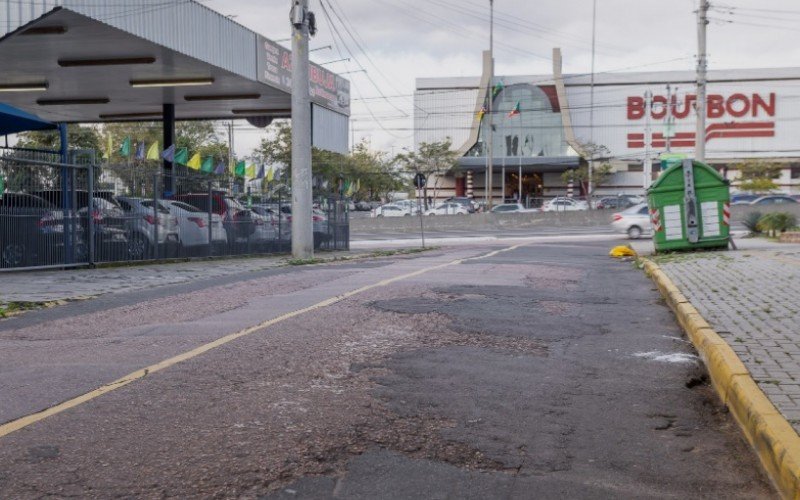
[[643, 259, 800, 499]]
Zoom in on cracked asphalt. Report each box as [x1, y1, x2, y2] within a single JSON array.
[[0, 240, 773, 498]]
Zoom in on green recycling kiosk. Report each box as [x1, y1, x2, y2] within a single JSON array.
[[647, 159, 731, 252]]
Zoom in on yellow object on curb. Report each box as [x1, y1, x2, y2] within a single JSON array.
[[643, 258, 800, 499], [609, 245, 637, 258]]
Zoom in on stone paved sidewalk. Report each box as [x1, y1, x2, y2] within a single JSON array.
[[659, 246, 800, 431]]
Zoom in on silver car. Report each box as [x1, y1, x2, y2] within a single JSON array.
[[160, 200, 227, 254], [115, 196, 179, 258], [611, 203, 651, 239]]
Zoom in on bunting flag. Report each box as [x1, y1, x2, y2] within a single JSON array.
[[245, 163, 256, 178], [214, 160, 227, 175], [0, 176, 4, 198], [119, 137, 131, 157], [266, 166, 275, 182], [355, 178, 361, 192], [507, 101, 521, 118], [174, 148, 189, 165], [146, 142, 160, 160], [477, 105, 486, 121], [235, 160, 246, 177], [492, 81, 504, 98], [201, 156, 214, 174], [186, 153, 202, 171], [103, 134, 112, 160], [161, 144, 175, 162], [135, 142, 145, 160], [256, 164, 265, 179]]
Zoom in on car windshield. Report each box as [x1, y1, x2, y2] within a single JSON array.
[[169, 201, 204, 213], [140, 200, 171, 214]]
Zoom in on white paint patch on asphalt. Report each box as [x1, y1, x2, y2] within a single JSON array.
[[633, 351, 699, 364], [351, 233, 623, 249]]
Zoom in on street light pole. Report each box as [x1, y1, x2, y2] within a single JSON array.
[[588, 0, 597, 206], [696, 0, 709, 163], [486, 0, 494, 209], [291, 0, 313, 258]]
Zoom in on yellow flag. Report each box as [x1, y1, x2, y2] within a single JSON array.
[[187, 153, 202, 170], [146, 142, 160, 160], [246, 163, 256, 178], [266, 166, 274, 182], [103, 134, 112, 160]]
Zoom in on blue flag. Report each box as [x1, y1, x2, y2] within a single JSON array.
[[135, 142, 145, 160], [213, 160, 226, 175], [161, 144, 175, 162], [256, 164, 265, 179]]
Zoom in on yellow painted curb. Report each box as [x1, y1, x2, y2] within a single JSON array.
[[643, 258, 800, 500]]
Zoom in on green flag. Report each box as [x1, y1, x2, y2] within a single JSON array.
[[174, 148, 189, 165], [201, 156, 214, 173], [235, 160, 246, 177], [0, 176, 4, 199], [119, 137, 131, 157], [492, 80, 504, 98]]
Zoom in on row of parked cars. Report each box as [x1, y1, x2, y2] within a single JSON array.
[[0, 190, 327, 268]]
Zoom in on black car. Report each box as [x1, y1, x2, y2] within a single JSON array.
[[0, 192, 83, 268]]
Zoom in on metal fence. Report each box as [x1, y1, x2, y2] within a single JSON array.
[[0, 156, 349, 271]]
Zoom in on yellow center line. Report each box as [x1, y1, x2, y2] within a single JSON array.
[[0, 243, 523, 440]]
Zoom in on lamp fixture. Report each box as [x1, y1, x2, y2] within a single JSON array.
[[232, 108, 291, 116], [130, 78, 214, 88], [0, 82, 48, 92], [184, 93, 260, 102], [21, 26, 67, 36], [59, 57, 156, 67], [99, 111, 162, 120], [37, 98, 109, 106]]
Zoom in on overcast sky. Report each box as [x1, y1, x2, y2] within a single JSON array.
[[202, 0, 800, 156]]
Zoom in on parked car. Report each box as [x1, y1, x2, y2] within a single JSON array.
[[0, 193, 80, 268], [749, 195, 798, 206], [171, 192, 255, 246], [354, 201, 373, 211], [372, 204, 411, 217], [77, 197, 129, 262], [611, 203, 651, 239], [160, 200, 227, 255], [542, 198, 588, 212], [391, 199, 421, 215], [116, 196, 179, 259], [252, 205, 291, 241], [444, 196, 477, 213], [282, 206, 330, 247], [731, 193, 767, 205], [596, 196, 636, 210], [424, 202, 469, 216], [490, 203, 536, 213]]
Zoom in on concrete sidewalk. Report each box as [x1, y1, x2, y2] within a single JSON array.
[[656, 245, 800, 432]]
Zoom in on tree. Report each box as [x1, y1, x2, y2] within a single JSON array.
[[393, 139, 459, 209], [561, 141, 614, 203], [16, 124, 102, 154], [736, 159, 782, 192]]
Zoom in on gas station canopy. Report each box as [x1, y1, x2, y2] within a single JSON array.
[[0, 1, 350, 151]]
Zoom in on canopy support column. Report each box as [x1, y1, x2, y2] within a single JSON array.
[[163, 103, 175, 196]]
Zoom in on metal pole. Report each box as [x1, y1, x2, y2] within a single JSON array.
[[207, 180, 213, 257], [227, 121, 234, 173], [486, 0, 494, 210], [588, 0, 597, 208], [163, 103, 175, 196], [665, 84, 673, 153], [417, 183, 425, 248], [644, 90, 652, 189], [696, 0, 709, 163], [87, 164, 95, 266], [153, 174, 160, 260], [291, 0, 313, 258]]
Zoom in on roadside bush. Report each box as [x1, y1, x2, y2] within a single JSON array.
[[757, 212, 797, 237], [742, 211, 763, 234]]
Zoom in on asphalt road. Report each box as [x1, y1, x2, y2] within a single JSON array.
[[0, 240, 773, 498]]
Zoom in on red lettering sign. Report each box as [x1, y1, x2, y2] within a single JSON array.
[[626, 92, 776, 120], [627, 96, 644, 120]]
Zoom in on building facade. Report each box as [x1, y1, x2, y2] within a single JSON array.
[[414, 50, 800, 204]]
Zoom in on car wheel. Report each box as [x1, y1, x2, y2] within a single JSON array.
[[1, 243, 25, 267], [127, 233, 149, 259], [627, 226, 643, 239]]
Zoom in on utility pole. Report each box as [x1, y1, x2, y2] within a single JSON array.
[[696, 0, 709, 162], [587, 0, 597, 207], [227, 121, 234, 170], [644, 90, 652, 189], [290, 0, 314, 258], [486, 0, 495, 209], [665, 84, 675, 153]]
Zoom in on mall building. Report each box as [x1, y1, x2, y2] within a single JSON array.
[[414, 49, 800, 204]]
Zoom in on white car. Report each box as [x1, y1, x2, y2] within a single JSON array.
[[542, 198, 588, 212], [490, 203, 538, 213], [611, 203, 652, 239], [424, 202, 469, 216], [160, 200, 227, 253], [372, 204, 412, 217], [392, 199, 422, 215]]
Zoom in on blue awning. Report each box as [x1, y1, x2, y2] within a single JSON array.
[[0, 102, 57, 136]]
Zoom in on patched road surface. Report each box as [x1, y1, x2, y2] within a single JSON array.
[[0, 241, 773, 498]]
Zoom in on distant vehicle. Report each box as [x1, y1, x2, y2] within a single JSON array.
[[116, 196, 179, 259], [0, 193, 77, 268], [391, 199, 421, 215], [490, 203, 536, 213], [444, 196, 477, 213], [371, 204, 410, 217], [731, 193, 766, 205], [160, 200, 228, 254], [354, 201, 373, 211], [77, 197, 129, 261], [611, 203, 651, 239], [424, 202, 469, 216], [596, 197, 636, 210], [749, 195, 798, 206], [542, 198, 588, 212]]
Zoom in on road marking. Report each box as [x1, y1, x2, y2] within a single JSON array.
[[0, 244, 523, 440]]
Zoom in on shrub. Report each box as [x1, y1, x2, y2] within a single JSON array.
[[757, 212, 797, 237], [742, 211, 763, 234]]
